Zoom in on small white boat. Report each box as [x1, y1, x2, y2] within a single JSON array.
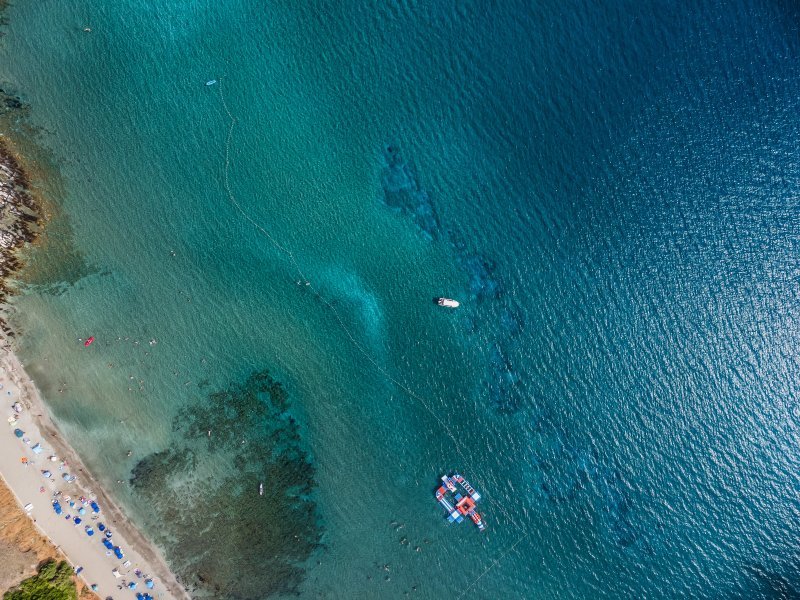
[[436, 297, 460, 308], [259, 482, 264, 496], [206, 79, 217, 86]]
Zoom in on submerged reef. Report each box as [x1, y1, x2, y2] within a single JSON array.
[[131, 370, 321, 599], [380, 145, 441, 241], [741, 564, 800, 599], [530, 418, 652, 552], [376, 144, 661, 549], [379, 144, 524, 412]]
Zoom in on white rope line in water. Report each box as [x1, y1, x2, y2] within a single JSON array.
[[456, 531, 528, 599], [215, 78, 528, 590], [218, 80, 470, 464]]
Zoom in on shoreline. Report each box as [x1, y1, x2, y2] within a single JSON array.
[[0, 136, 42, 338], [0, 346, 189, 600], [0, 473, 97, 598], [0, 136, 189, 599]]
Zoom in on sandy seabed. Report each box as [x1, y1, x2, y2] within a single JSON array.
[[0, 348, 189, 600]]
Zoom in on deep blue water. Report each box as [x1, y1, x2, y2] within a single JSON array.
[[3, 1, 800, 598]]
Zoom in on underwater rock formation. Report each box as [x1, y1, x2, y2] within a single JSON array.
[[485, 341, 523, 413], [378, 144, 525, 413], [0, 127, 42, 337], [380, 145, 441, 241], [131, 370, 321, 599], [531, 420, 646, 550], [377, 144, 651, 547], [453, 249, 501, 303]]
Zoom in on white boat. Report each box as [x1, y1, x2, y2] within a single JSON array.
[[436, 297, 460, 308], [206, 79, 217, 86], [259, 482, 264, 496]]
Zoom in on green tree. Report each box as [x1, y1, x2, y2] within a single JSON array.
[[4, 559, 77, 600]]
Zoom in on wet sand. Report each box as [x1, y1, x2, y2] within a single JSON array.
[[0, 347, 189, 600]]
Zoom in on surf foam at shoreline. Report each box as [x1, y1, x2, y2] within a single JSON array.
[[0, 140, 188, 599], [0, 347, 189, 600]]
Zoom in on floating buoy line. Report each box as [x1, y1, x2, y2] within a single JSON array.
[[213, 78, 528, 593]]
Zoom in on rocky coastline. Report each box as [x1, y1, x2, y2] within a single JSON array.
[[0, 137, 42, 337]]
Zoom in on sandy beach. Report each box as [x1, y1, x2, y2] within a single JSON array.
[[0, 478, 98, 598], [0, 345, 188, 600]]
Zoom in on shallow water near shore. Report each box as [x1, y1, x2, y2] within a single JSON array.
[[4, 0, 800, 598]]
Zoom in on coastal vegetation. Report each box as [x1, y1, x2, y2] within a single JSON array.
[[3, 560, 77, 600], [0, 478, 65, 594]]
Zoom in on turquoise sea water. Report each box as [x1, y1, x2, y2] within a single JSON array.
[[4, 1, 800, 597]]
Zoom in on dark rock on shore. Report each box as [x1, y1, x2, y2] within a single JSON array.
[[0, 138, 42, 326]]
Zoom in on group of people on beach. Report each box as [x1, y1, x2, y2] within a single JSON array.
[[8, 395, 158, 599]]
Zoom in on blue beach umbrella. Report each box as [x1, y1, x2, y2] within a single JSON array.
[[113, 546, 123, 559], [13, 429, 23, 438], [78, 507, 86, 515], [73, 517, 82, 525], [145, 579, 154, 589], [98, 523, 105, 531], [90, 501, 100, 513], [128, 581, 137, 590]]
